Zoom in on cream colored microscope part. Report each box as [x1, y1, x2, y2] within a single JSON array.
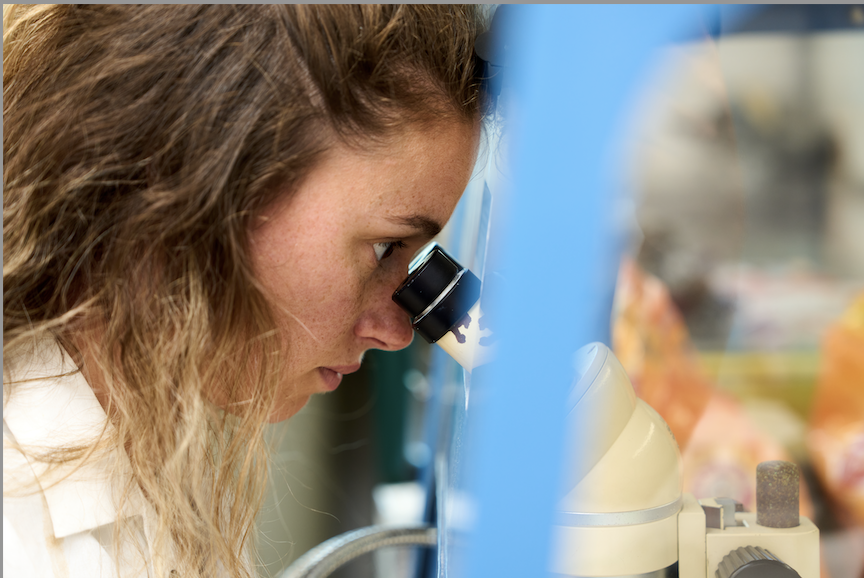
[[550, 343, 683, 576], [679, 494, 819, 578], [549, 343, 819, 578]]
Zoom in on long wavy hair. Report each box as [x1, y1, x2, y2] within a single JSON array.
[[3, 5, 487, 577]]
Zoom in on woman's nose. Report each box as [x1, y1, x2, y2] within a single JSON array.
[[353, 291, 415, 351]]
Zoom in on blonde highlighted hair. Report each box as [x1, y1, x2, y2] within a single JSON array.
[[3, 5, 487, 576]]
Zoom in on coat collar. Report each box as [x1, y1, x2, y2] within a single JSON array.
[[3, 338, 146, 539]]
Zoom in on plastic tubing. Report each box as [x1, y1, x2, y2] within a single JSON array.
[[277, 525, 437, 578]]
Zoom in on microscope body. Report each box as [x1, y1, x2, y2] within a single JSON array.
[[551, 343, 819, 578]]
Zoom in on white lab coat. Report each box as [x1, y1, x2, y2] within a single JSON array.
[[3, 339, 164, 578]]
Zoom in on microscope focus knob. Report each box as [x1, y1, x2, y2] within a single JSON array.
[[716, 545, 801, 578]]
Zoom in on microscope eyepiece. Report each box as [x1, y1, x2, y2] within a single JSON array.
[[392, 243, 491, 370]]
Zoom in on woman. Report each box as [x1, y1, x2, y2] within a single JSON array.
[[3, 5, 487, 577]]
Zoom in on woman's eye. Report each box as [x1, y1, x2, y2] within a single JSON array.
[[373, 241, 406, 262]]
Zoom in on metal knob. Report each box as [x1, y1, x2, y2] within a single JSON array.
[[716, 545, 801, 578], [757, 460, 800, 528]]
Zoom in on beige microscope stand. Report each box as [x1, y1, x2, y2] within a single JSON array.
[[679, 495, 819, 578]]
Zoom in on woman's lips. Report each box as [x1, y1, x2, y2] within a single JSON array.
[[318, 364, 361, 391]]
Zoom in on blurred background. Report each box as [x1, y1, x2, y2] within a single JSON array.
[[256, 6, 864, 578]]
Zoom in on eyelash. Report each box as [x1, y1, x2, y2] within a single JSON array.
[[373, 240, 407, 262]]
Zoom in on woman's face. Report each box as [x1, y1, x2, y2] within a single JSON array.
[[249, 121, 480, 421]]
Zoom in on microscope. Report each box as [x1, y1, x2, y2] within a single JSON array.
[[391, 245, 820, 578]]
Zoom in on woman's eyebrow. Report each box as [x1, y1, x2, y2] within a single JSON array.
[[386, 215, 442, 238]]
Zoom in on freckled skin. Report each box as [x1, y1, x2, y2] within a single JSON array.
[[249, 122, 480, 422]]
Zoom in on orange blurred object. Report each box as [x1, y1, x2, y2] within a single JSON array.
[[808, 292, 864, 527], [612, 257, 714, 449], [613, 257, 813, 518]]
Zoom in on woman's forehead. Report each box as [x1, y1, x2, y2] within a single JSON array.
[[350, 122, 479, 215], [256, 120, 478, 237]]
